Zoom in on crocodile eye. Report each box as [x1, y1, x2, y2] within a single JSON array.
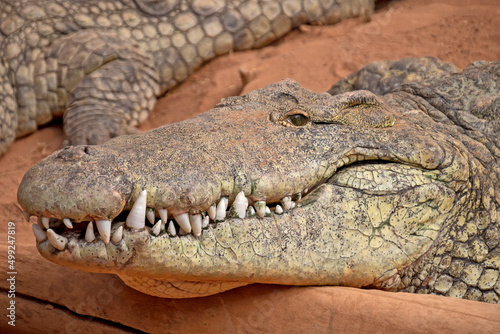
[[288, 114, 309, 126]]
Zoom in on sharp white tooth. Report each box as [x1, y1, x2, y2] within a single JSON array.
[[222, 197, 228, 206], [246, 206, 256, 218], [295, 193, 302, 201], [290, 202, 296, 209], [96, 220, 111, 244], [174, 213, 191, 233], [281, 196, 292, 210], [41, 217, 50, 229], [158, 208, 168, 223], [202, 215, 209, 228], [46, 229, 68, 251], [161, 219, 166, 231], [111, 226, 123, 244], [152, 220, 161, 236], [167, 220, 176, 236], [146, 208, 155, 225], [62, 218, 73, 229], [275, 205, 283, 214], [231, 191, 248, 218], [254, 201, 266, 218], [32, 224, 47, 242], [85, 222, 96, 243], [189, 214, 202, 237], [207, 203, 216, 220], [216, 197, 227, 221], [23, 211, 32, 222], [126, 190, 147, 230], [265, 206, 271, 216]]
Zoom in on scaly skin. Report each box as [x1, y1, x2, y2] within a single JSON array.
[[18, 58, 500, 301], [0, 0, 374, 156], [327, 56, 461, 95]]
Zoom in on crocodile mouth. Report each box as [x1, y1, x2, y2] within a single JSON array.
[[24, 144, 460, 298], [29, 148, 439, 252]]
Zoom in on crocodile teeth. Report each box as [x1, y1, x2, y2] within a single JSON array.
[[246, 206, 256, 217], [202, 215, 209, 228], [158, 208, 168, 223], [111, 226, 123, 244], [216, 197, 227, 221], [62, 218, 73, 229], [32, 224, 47, 242], [207, 203, 216, 220], [174, 213, 191, 233], [189, 214, 202, 237], [146, 208, 155, 225], [231, 191, 248, 218], [265, 206, 271, 216], [281, 196, 292, 210], [47, 229, 68, 250], [275, 205, 283, 214], [290, 202, 296, 209], [41, 217, 50, 229], [96, 220, 111, 244], [152, 220, 161, 236], [167, 220, 176, 236], [126, 190, 147, 230], [85, 222, 96, 243], [254, 201, 266, 218]]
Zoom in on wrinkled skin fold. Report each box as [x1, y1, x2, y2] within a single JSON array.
[[18, 58, 500, 301]]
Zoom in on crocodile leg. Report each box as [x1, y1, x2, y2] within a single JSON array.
[[35, 29, 160, 146]]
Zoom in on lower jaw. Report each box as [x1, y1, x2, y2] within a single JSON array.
[[117, 274, 249, 298]]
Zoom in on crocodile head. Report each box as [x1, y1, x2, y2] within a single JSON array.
[[17, 79, 483, 298]]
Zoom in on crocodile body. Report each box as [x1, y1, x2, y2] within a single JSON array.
[[18, 58, 500, 302], [0, 0, 374, 157]]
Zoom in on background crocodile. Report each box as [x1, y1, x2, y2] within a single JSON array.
[[18, 57, 500, 302], [0, 0, 374, 157]]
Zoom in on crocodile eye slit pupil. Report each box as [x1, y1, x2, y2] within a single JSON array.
[[288, 114, 308, 126]]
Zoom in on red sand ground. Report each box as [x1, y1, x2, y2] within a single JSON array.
[[1, 0, 499, 332]]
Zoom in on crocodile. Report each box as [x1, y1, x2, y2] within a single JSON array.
[[17, 57, 500, 302], [0, 0, 374, 157]]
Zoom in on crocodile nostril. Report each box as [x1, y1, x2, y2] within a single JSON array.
[[83, 146, 91, 154]]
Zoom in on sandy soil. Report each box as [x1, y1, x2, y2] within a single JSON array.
[[1, 0, 499, 333]]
